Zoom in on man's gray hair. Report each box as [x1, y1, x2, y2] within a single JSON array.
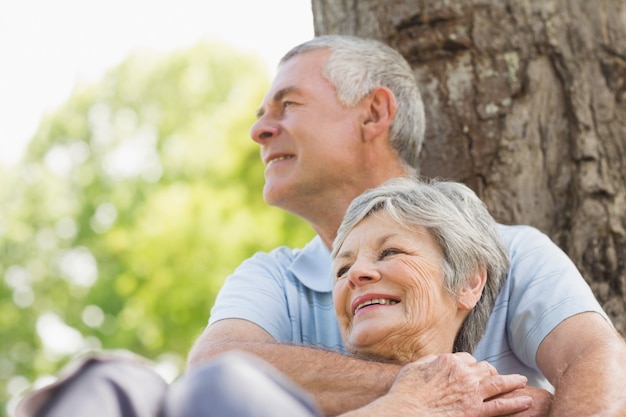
[[281, 35, 425, 172], [331, 177, 509, 354]]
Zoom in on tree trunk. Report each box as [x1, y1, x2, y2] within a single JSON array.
[[311, 0, 626, 335]]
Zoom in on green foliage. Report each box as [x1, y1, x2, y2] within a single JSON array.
[[0, 41, 315, 414]]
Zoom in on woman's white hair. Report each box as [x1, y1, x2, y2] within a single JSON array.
[[281, 35, 425, 173], [331, 177, 509, 354]]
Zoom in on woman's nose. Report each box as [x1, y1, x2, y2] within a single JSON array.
[[250, 115, 279, 144], [347, 259, 381, 289]]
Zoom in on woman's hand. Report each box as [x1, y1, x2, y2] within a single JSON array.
[[490, 386, 552, 417], [345, 353, 533, 417]]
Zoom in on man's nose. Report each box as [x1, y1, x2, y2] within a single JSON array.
[[250, 115, 279, 144]]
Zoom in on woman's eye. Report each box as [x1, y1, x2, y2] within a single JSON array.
[[380, 248, 402, 258], [335, 265, 350, 279]]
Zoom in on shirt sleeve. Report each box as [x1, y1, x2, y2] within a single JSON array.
[[208, 247, 295, 342], [503, 225, 611, 369]]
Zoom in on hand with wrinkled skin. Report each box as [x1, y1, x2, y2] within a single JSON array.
[[340, 353, 532, 417], [493, 386, 552, 417]]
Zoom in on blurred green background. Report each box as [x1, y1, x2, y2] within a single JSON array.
[[0, 41, 315, 414]]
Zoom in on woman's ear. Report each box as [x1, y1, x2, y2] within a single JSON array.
[[457, 267, 487, 311], [360, 86, 397, 142]]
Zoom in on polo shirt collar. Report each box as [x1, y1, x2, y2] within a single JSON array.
[[289, 235, 333, 293]]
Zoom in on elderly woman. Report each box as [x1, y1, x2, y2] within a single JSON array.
[[332, 176, 510, 364], [329, 177, 552, 416]]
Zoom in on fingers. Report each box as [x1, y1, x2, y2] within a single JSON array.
[[493, 386, 553, 417], [482, 394, 533, 417], [480, 366, 532, 416], [481, 372, 528, 399], [392, 353, 534, 416]]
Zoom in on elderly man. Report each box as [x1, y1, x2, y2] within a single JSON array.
[[188, 35, 626, 416]]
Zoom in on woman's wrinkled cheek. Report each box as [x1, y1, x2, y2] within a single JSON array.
[[398, 260, 444, 325]]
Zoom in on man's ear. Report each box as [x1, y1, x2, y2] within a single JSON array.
[[361, 86, 397, 142], [457, 267, 487, 311]]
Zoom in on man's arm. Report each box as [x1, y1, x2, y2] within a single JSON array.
[[188, 319, 532, 416], [187, 319, 399, 416], [537, 311, 626, 416]]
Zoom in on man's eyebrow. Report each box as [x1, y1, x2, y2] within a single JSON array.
[[255, 86, 298, 119]]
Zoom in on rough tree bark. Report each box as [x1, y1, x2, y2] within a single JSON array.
[[311, 0, 626, 335]]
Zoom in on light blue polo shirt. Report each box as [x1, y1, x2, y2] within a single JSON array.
[[209, 224, 609, 390]]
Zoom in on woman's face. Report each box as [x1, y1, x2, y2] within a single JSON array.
[[332, 211, 467, 363]]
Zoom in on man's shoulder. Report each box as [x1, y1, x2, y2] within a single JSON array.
[[497, 223, 576, 276], [497, 224, 559, 257], [234, 236, 332, 292], [246, 235, 326, 265], [497, 223, 548, 243]]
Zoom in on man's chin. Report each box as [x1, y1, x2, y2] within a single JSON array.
[[263, 184, 288, 207]]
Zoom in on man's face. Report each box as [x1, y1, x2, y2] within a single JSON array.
[[250, 50, 366, 211]]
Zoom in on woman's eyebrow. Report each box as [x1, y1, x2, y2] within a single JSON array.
[[334, 233, 398, 261]]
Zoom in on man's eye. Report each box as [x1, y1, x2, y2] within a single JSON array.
[[282, 101, 294, 109]]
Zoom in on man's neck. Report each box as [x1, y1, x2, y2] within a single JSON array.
[[298, 199, 351, 250], [306, 172, 415, 250]]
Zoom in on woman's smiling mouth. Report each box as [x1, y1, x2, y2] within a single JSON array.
[[352, 297, 400, 316]]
